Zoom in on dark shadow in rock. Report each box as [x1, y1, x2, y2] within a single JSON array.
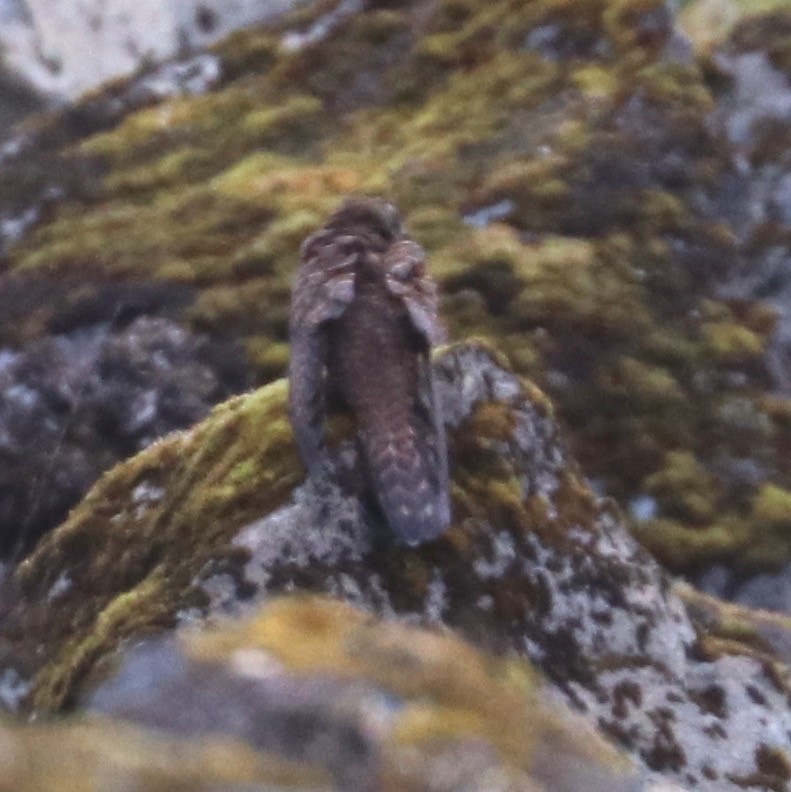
[[0, 315, 249, 558]]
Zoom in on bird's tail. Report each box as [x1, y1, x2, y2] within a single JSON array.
[[360, 412, 451, 546]]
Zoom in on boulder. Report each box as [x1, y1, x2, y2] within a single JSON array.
[[0, 343, 788, 791]]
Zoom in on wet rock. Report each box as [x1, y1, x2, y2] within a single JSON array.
[[0, 342, 788, 791], [0, 314, 248, 557]]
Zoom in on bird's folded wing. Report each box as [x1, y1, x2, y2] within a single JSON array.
[[288, 233, 357, 473]]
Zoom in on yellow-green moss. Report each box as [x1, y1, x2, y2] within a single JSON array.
[[631, 518, 751, 569], [0, 717, 330, 792], [680, 0, 791, 54], [15, 378, 304, 711], [185, 595, 633, 777], [752, 484, 791, 525], [644, 450, 718, 525], [703, 322, 767, 361], [3, 0, 791, 576], [240, 94, 325, 149], [676, 580, 791, 672]]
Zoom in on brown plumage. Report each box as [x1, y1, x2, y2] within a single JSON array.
[[288, 197, 451, 545]]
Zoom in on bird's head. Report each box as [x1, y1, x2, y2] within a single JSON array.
[[327, 197, 404, 242]]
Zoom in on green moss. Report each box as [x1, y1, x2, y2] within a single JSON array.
[[636, 501, 791, 572], [13, 378, 303, 711], [676, 580, 791, 670], [2, 0, 790, 575], [240, 94, 326, 151], [185, 595, 633, 778], [245, 337, 291, 380], [0, 717, 331, 792], [571, 64, 618, 97], [752, 485, 791, 526], [681, 1, 791, 59], [644, 450, 718, 525], [703, 322, 767, 362], [632, 518, 751, 570], [601, 357, 686, 409]]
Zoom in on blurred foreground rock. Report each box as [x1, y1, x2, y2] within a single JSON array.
[[0, 343, 788, 791], [84, 595, 640, 792]]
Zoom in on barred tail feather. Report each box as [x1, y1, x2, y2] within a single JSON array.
[[362, 421, 450, 546]]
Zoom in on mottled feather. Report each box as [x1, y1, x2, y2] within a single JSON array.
[[288, 198, 451, 545]]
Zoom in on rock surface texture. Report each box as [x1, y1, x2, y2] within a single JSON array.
[[0, 314, 248, 557], [0, 1, 788, 788], [0, 0, 789, 593], [0, 343, 789, 791], [85, 595, 642, 792], [0, 0, 306, 99]]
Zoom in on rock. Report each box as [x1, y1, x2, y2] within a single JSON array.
[[0, 342, 789, 791], [0, 713, 335, 791], [85, 595, 641, 792], [704, 12, 791, 405], [0, 0, 786, 787], [0, 0, 788, 588], [678, 580, 791, 665], [0, 67, 44, 141], [696, 561, 791, 614], [0, 313, 248, 557], [0, 0, 306, 100], [0, 0, 788, 610]]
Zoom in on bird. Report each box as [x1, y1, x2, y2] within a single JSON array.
[[288, 197, 451, 546]]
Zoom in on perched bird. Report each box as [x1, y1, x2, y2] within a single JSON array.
[[288, 197, 451, 546]]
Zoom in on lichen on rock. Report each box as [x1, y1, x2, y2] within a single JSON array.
[[0, 0, 789, 582], [0, 342, 789, 791], [0, 713, 335, 792], [83, 594, 640, 792], [0, 1, 790, 787]]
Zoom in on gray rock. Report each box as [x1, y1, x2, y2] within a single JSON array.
[[0, 314, 248, 557], [193, 344, 791, 792], [0, 0, 308, 99], [708, 44, 791, 397], [86, 598, 644, 792]]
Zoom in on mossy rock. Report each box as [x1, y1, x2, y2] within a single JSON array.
[[2, 342, 791, 791], [0, 342, 562, 712], [0, 716, 331, 792], [0, 376, 301, 710], [81, 595, 638, 792], [677, 580, 791, 666], [1, 0, 791, 583], [0, 592, 650, 792]]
